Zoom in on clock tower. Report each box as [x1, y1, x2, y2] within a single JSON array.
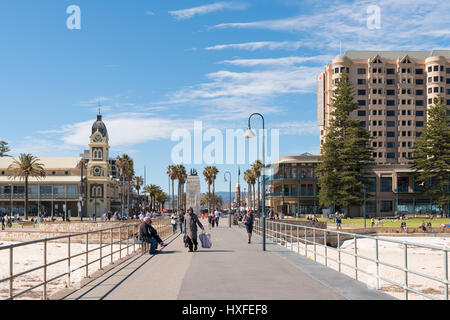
[[87, 113, 111, 217]]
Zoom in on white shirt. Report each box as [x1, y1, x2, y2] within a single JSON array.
[[214, 210, 220, 218]]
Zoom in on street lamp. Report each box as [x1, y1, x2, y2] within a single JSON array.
[[244, 113, 266, 251], [224, 171, 232, 228]]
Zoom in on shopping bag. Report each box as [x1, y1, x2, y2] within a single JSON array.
[[199, 232, 212, 248]]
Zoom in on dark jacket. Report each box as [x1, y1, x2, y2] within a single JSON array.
[[184, 213, 203, 239]]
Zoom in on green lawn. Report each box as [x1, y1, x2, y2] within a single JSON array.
[[284, 217, 450, 228]]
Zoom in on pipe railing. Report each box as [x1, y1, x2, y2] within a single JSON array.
[[0, 217, 172, 300], [252, 218, 449, 300]]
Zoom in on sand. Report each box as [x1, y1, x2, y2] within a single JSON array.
[[0, 240, 132, 300]]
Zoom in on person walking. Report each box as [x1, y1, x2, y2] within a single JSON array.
[[178, 209, 185, 234], [184, 207, 204, 252], [242, 210, 254, 244], [170, 212, 178, 234], [1, 214, 4, 231], [214, 208, 220, 227], [209, 211, 216, 229]]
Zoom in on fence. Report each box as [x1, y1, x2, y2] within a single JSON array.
[[0, 218, 172, 300], [253, 218, 449, 300]]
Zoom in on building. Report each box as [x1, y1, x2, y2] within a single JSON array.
[[266, 155, 320, 217], [0, 113, 124, 218], [315, 50, 450, 216]]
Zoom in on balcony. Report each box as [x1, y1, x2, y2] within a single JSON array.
[[265, 174, 316, 182], [267, 192, 317, 198]]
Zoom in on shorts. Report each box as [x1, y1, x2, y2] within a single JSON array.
[[245, 224, 253, 234]]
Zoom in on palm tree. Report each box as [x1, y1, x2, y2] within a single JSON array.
[[210, 166, 219, 211], [244, 169, 256, 211], [116, 154, 134, 214], [133, 176, 143, 206], [203, 166, 214, 214], [175, 165, 187, 211], [167, 165, 177, 212], [252, 160, 263, 213], [155, 191, 169, 211], [144, 184, 160, 211], [8, 154, 46, 220]]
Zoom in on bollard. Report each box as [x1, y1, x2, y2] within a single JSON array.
[[43, 240, 47, 300]]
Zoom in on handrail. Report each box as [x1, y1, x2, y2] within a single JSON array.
[[252, 218, 449, 300], [0, 217, 172, 300]]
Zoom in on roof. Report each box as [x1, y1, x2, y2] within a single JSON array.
[[0, 157, 82, 170], [0, 176, 81, 183], [343, 50, 450, 60], [270, 155, 320, 165], [92, 114, 108, 137]]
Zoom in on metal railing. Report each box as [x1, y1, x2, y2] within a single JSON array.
[[0, 218, 172, 300], [253, 218, 449, 300]]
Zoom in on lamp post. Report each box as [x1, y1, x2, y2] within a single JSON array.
[[224, 171, 232, 228], [244, 113, 266, 251]]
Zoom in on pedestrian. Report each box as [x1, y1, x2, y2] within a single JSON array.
[[242, 209, 254, 244], [178, 209, 185, 234], [170, 212, 178, 234], [214, 208, 220, 227], [184, 207, 204, 252], [371, 217, 375, 228], [139, 217, 167, 254], [1, 214, 4, 231], [209, 211, 216, 229]]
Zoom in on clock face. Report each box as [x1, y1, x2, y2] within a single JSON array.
[[94, 134, 102, 142], [93, 167, 101, 176]]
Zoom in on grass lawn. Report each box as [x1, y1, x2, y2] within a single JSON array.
[[284, 216, 450, 228]]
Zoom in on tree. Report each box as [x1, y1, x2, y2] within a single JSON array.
[[0, 141, 11, 157], [8, 154, 46, 220], [201, 193, 222, 208], [203, 166, 215, 214], [155, 191, 169, 211], [116, 154, 134, 214], [412, 95, 450, 217], [244, 169, 256, 211], [317, 69, 373, 215], [133, 176, 143, 205], [144, 184, 161, 211], [210, 166, 219, 211], [252, 160, 263, 213], [167, 165, 176, 212], [176, 165, 187, 211]]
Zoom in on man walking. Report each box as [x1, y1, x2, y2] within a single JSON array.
[[178, 209, 185, 234], [242, 209, 254, 244], [184, 207, 204, 252], [214, 208, 220, 227]]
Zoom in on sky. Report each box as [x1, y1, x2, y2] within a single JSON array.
[[1, 0, 449, 193]]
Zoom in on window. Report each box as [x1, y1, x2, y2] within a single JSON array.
[[360, 121, 366, 126], [386, 110, 395, 116], [387, 131, 395, 137], [387, 152, 395, 159], [387, 142, 395, 148], [416, 100, 424, 106], [416, 79, 423, 85], [447, 68, 450, 74], [381, 201, 393, 212], [447, 78, 450, 84], [358, 100, 366, 106], [386, 79, 395, 85], [358, 89, 366, 95], [40, 185, 52, 195], [416, 110, 424, 116], [357, 79, 366, 85], [434, 65, 439, 71], [366, 177, 376, 193], [334, 68, 339, 74], [387, 121, 395, 127], [416, 89, 423, 95], [387, 100, 395, 106], [14, 186, 25, 194], [366, 201, 376, 213], [28, 185, 38, 195], [53, 185, 65, 195], [434, 76, 439, 82], [357, 110, 366, 116], [416, 132, 422, 137], [67, 185, 78, 195], [380, 177, 392, 192], [416, 68, 423, 74], [386, 90, 395, 95], [386, 68, 395, 74], [357, 68, 366, 74], [416, 121, 424, 127]]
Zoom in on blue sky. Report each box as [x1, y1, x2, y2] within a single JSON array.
[[1, 0, 449, 193]]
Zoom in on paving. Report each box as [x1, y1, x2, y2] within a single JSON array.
[[56, 217, 394, 300]]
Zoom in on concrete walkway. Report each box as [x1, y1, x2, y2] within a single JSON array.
[[55, 217, 393, 300]]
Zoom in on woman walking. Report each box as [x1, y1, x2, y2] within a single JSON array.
[[184, 207, 204, 252], [242, 210, 254, 244], [170, 212, 178, 234], [209, 210, 216, 229]]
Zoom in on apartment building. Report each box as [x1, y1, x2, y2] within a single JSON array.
[[315, 51, 450, 216]]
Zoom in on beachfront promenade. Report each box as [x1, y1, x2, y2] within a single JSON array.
[[52, 218, 392, 300]]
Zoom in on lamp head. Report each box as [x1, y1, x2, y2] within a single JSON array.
[[244, 127, 256, 139]]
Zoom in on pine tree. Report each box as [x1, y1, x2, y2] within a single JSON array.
[[0, 141, 10, 157], [411, 95, 450, 217], [317, 70, 374, 214]]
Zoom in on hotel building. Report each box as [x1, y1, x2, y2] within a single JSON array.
[[0, 114, 124, 218], [313, 50, 450, 217]]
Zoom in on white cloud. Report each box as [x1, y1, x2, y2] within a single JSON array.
[[205, 41, 304, 51], [272, 121, 319, 136], [145, 11, 155, 16], [169, 2, 248, 20], [220, 55, 334, 67]]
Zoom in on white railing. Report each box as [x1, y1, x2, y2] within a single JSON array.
[[253, 218, 449, 300]]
